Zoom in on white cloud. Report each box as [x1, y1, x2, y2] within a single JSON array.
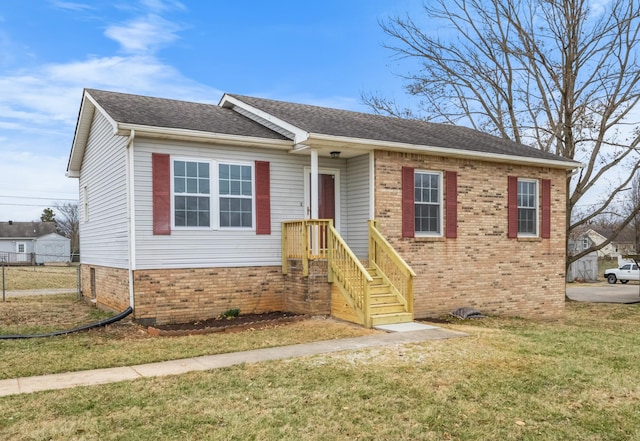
[[49, 1, 95, 12], [0, 1, 220, 221], [105, 14, 183, 54]]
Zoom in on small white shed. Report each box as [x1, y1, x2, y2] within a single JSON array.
[[35, 232, 71, 264]]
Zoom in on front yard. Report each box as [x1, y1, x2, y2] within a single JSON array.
[[0, 295, 639, 440]]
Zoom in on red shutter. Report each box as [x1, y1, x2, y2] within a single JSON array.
[[507, 176, 518, 238], [445, 171, 458, 238], [152, 153, 171, 235], [541, 179, 551, 239], [255, 161, 271, 235], [402, 166, 415, 238]]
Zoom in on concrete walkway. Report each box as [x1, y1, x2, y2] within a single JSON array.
[[0, 325, 466, 397]]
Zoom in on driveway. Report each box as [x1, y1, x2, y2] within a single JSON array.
[[566, 282, 640, 304]]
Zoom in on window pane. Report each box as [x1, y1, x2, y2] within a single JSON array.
[[230, 180, 241, 195], [230, 198, 241, 211], [242, 212, 252, 227], [186, 178, 198, 193], [241, 166, 251, 180], [230, 165, 241, 180], [174, 177, 185, 193], [198, 162, 209, 178], [219, 164, 229, 179], [174, 161, 186, 177], [175, 196, 185, 210], [199, 197, 209, 210], [219, 180, 229, 195], [220, 212, 229, 227], [186, 162, 197, 177], [186, 196, 198, 210], [199, 211, 210, 227], [242, 181, 252, 196], [241, 199, 252, 211], [175, 211, 186, 226]]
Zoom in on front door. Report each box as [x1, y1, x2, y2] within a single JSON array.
[[304, 168, 340, 229]]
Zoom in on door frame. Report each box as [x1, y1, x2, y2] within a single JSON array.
[[303, 166, 341, 231]]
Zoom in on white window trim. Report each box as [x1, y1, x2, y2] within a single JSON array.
[[517, 178, 539, 237], [170, 157, 255, 231], [414, 170, 443, 237]]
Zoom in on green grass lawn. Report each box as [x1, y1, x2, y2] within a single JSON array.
[[1, 301, 640, 440]]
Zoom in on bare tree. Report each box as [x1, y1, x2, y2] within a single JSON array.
[[365, 0, 640, 266], [54, 202, 79, 260]]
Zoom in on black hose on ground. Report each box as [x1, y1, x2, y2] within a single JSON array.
[[0, 306, 133, 340]]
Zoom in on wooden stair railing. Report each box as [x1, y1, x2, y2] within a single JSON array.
[[327, 223, 374, 327], [368, 220, 416, 317], [282, 219, 415, 327]]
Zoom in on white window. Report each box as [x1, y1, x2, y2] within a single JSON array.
[[174, 160, 211, 227], [16, 243, 26, 253], [414, 171, 442, 236], [172, 159, 254, 230], [218, 163, 253, 228], [582, 237, 589, 250], [517, 179, 538, 236]]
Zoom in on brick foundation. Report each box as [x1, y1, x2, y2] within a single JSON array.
[[132, 266, 286, 326], [374, 151, 567, 320], [283, 259, 332, 315], [80, 264, 130, 313]]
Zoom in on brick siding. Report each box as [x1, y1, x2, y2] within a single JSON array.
[[374, 151, 567, 320], [80, 264, 130, 312], [132, 266, 286, 326]]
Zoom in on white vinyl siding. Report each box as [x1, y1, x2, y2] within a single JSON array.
[[132, 139, 348, 269], [78, 111, 129, 268], [345, 154, 370, 259]]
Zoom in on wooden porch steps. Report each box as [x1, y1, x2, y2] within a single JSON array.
[[367, 267, 413, 326]]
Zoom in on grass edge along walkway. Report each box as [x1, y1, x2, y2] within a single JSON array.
[[0, 327, 466, 397]]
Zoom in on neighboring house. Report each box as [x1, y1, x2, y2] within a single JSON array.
[[67, 89, 581, 326], [0, 221, 71, 265], [572, 228, 637, 258]]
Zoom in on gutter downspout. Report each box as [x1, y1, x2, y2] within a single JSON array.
[[126, 130, 136, 310]]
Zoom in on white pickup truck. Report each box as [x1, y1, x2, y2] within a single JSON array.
[[604, 263, 640, 284]]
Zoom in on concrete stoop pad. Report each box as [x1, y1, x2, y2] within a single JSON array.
[[374, 322, 440, 332]]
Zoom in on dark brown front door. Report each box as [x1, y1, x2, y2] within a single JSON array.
[[318, 174, 335, 223]]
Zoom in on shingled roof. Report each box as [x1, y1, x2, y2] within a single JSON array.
[[226, 94, 577, 165], [0, 222, 57, 238], [86, 89, 287, 140]]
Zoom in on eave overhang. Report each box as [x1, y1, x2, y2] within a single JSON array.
[[301, 132, 583, 170]]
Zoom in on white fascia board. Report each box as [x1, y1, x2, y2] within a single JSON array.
[[66, 91, 119, 177], [117, 123, 293, 149], [219, 94, 309, 144], [307, 133, 583, 170]]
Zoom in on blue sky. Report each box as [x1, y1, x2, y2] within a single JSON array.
[[0, 0, 422, 221]]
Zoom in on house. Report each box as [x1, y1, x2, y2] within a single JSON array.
[[66, 89, 581, 326], [571, 228, 637, 259], [0, 221, 71, 265]]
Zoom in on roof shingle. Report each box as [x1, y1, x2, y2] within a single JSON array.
[[86, 89, 288, 140], [228, 94, 576, 164]]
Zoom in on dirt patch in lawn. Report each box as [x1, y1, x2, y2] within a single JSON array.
[[147, 312, 307, 336]]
